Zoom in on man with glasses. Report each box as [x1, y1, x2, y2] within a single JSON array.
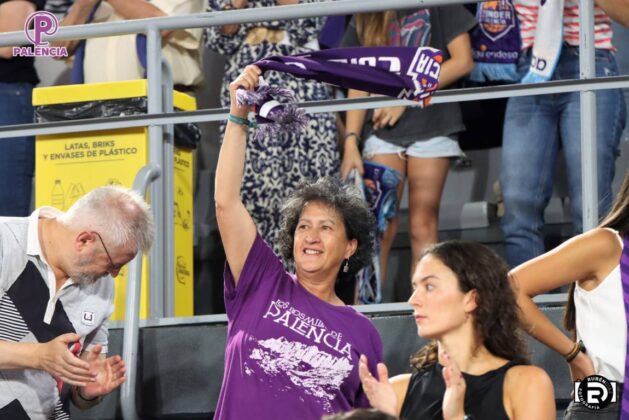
[[0, 186, 154, 419]]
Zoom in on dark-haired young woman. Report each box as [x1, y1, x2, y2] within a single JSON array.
[[359, 241, 555, 419], [511, 169, 629, 419]]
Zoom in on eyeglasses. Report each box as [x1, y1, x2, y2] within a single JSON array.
[[92, 231, 122, 272]]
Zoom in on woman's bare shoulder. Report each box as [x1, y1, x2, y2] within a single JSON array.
[[504, 365, 555, 419]]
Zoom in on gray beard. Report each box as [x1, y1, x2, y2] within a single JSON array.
[[70, 254, 106, 285], [71, 272, 102, 286]]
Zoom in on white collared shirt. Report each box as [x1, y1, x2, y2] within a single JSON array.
[[25, 207, 72, 324], [0, 208, 115, 420]]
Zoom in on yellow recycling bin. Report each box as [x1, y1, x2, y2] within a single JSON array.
[[33, 80, 194, 320]]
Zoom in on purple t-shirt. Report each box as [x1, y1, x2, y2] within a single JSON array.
[[215, 234, 384, 420]]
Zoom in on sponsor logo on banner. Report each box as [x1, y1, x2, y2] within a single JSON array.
[[404, 48, 440, 101], [478, 1, 517, 42]]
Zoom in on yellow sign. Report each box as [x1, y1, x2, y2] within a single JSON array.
[[34, 81, 195, 320], [172, 146, 194, 316]]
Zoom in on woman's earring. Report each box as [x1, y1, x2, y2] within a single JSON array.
[[343, 259, 349, 273]]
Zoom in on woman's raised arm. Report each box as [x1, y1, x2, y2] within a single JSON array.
[[214, 65, 261, 283]]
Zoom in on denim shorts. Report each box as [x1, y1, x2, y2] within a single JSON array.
[[362, 134, 464, 160]]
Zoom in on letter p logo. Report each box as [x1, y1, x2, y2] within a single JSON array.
[[25, 11, 59, 47]]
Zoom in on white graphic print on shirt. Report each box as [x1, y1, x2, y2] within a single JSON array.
[[246, 299, 354, 413]]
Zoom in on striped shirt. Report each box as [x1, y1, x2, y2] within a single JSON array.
[[514, 0, 614, 50], [0, 208, 114, 420]]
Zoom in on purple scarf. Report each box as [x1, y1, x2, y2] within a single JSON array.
[[237, 46, 443, 139]]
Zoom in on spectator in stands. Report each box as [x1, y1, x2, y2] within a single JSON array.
[[358, 240, 555, 419], [206, 0, 338, 255], [59, 0, 204, 92], [511, 169, 629, 419], [0, 0, 46, 217], [213, 65, 383, 420], [0, 186, 154, 419], [500, 0, 628, 268], [340, 8, 475, 290]]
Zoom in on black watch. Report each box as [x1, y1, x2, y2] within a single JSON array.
[[463, 415, 475, 420]]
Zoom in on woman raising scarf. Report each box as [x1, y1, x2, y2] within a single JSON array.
[[213, 65, 384, 420]]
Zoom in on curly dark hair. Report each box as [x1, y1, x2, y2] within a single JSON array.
[[410, 240, 529, 371], [277, 176, 376, 279]]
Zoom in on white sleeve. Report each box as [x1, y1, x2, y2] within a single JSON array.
[[151, 0, 204, 50]]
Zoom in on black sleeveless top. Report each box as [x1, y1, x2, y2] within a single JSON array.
[[399, 360, 521, 420]]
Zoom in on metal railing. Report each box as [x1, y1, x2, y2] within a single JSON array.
[[120, 164, 161, 420], [0, 0, 625, 417], [2, 75, 628, 139]]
